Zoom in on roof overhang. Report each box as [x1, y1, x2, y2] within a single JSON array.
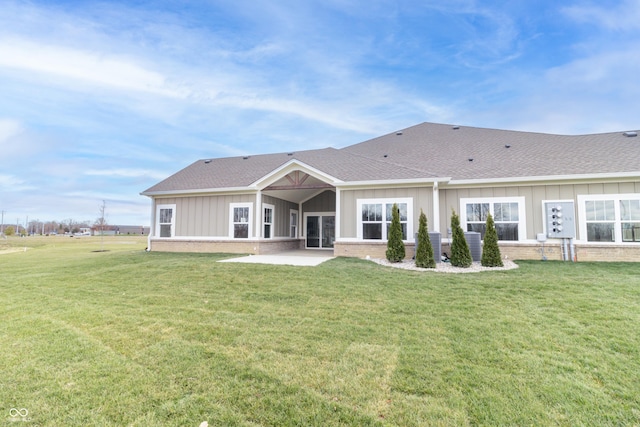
[[251, 159, 343, 188], [140, 187, 257, 198], [447, 171, 640, 187], [336, 177, 450, 189]]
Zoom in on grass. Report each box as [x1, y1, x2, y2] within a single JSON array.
[[1, 235, 640, 426]]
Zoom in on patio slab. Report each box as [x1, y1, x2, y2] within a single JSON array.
[[218, 251, 334, 267]]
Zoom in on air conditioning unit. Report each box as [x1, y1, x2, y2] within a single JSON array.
[[464, 231, 482, 262], [414, 232, 442, 263]]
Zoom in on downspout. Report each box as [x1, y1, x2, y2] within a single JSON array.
[[432, 181, 440, 233], [147, 198, 155, 251]]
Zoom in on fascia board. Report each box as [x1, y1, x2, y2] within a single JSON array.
[[140, 187, 258, 197], [336, 177, 450, 189], [251, 159, 343, 188], [447, 172, 640, 187]]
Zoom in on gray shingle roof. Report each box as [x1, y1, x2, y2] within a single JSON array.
[[344, 122, 640, 180], [143, 122, 640, 194]]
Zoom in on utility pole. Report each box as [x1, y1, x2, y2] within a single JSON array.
[[1, 210, 4, 234]]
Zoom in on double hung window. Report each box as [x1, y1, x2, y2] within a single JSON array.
[[263, 204, 274, 239], [290, 210, 298, 238], [579, 195, 640, 243], [621, 199, 640, 242], [358, 198, 412, 241], [156, 204, 176, 238], [230, 203, 252, 239], [461, 197, 524, 241]]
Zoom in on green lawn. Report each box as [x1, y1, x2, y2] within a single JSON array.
[[1, 236, 639, 426]]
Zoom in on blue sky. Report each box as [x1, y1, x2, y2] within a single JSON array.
[[1, 0, 639, 227]]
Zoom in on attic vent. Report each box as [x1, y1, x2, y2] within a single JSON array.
[[287, 152, 294, 156], [505, 144, 511, 148], [383, 154, 388, 158], [452, 125, 460, 130], [396, 131, 403, 135], [623, 131, 637, 137], [243, 156, 250, 160], [468, 157, 474, 162], [204, 159, 211, 164]]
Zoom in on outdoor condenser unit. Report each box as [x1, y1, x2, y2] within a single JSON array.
[[464, 231, 482, 262]]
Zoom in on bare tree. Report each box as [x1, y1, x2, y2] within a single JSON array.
[[95, 200, 108, 251]]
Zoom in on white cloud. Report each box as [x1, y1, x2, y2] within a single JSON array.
[[0, 174, 24, 186], [84, 168, 168, 181], [0, 38, 187, 98], [0, 173, 34, 191], [0, 118, 22, 142], [563, 0, 640, 31]]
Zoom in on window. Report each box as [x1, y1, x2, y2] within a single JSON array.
[[579, 194, 640, 243], [461, 197, 524, 241], [263, 204, 274, 239], [362, 203, 383, 239], [230, 203, 252, 239], [156, 204, 176, 238], [585, 200, 615, 242], [621, 199, 640, 242], [357, 198, 412, 241], [290, 209, 298, 238]]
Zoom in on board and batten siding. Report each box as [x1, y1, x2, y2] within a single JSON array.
[[439, 181, 640, 241], [155, 194, 255, 237], [302, 190, 336, 213], [339, 186, 433, 239], [262, 194, 299, 238]]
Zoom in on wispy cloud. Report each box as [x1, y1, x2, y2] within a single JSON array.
[[85, 168, 169, 181], [0, 118, 22, 141], [563, 0, 640, 31], [0, 0, 638, 225]]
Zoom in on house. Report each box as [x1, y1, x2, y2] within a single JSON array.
[[91, 225, 150, 235], [141, 122, 640, 261]]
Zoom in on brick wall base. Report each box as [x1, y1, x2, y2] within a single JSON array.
[[151, 238, 639, 262], [150, 238, 304, 254], [334, 241, 640, 262]]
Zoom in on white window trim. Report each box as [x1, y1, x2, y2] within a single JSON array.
[[229, 202, 253, 239], [155, 203, 176, 238], [460, 197, 526, 242], [290, 209, 299, 238], [577, 194, 640, 244], [356, 198, 413, 242], [263, 203, 275, 240]]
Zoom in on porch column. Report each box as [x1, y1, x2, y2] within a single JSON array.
[[255, 191, 262, 238], [335, 187, 341, 240], [298, 202, 303, 239], [432, 182, 440, 233]]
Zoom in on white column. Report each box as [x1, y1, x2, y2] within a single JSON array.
[[298, 202, 303, 239], [255, 191, 262, 239], [335, 187, 341, 240], [432, 182, 440, 233]]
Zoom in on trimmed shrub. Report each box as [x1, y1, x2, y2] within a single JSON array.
[[386, 203, 406, 262], [481, 213, 504, 267], [415, 209, 436, 268], [450, 209, 472, 268]]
